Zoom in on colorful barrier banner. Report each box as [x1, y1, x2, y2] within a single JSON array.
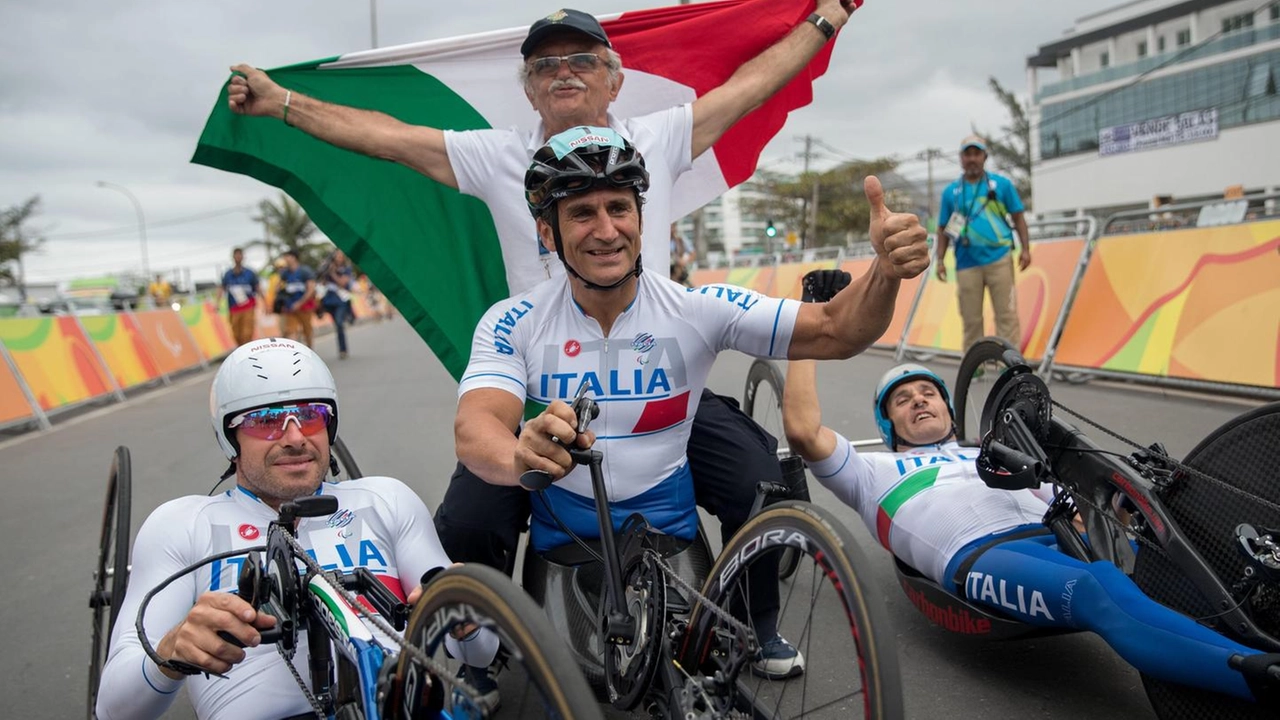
[[79, 314, 162, 390], [0, 355, 35, 426], [181, 302, 238, 360], [1055, 221, 1280, 388], [132, 310, 204, 377], [905, 239, 1086, 359], [0, 317, 114, 411]]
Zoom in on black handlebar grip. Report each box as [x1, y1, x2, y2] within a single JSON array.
[[520, 469, 554, 491], [988, 440, 1042, 477], [216, 630, 247, 649]]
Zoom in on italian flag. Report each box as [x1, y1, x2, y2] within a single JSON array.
[[193, 0, 852, 379]]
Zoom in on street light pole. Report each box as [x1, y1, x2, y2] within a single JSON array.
[[96, 181, 150, 280], [370, 0, 378, 48]]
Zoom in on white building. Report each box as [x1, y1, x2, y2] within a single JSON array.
[[1027, 0, 1280, 218]]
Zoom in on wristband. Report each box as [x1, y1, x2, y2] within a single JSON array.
[[807, 13, 836, 41], [282, 90, 293, 127]]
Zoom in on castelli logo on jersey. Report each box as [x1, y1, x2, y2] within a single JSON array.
[[564, 340, 581, 357], [238, 524, 260, 540]]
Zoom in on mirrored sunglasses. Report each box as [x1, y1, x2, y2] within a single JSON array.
[[530, 52, 603, 77], [229, 403, 334, 441]]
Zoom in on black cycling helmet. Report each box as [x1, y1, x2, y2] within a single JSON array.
[[524, 126, 650, 291]]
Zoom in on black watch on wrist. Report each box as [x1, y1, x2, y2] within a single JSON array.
[[807, 13, 836, 41]]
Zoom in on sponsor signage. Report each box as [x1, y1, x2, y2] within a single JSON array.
[[1099, 108, 1218, 156]]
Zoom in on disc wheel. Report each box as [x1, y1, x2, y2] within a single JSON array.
[[954, 337, 1022, 444], [88, 446, 131, 719], [604, 552, 665, 710], [743, 358, 803, 580], [1132, 402, 1280, 719], [392, 564, 603, 720], [686, 501, 903, 719]]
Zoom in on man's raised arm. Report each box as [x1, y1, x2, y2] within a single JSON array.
[[690, 0, 858, 159], [227, 64, 458, 188]]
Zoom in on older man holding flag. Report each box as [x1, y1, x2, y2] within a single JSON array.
[[199, 0, 865, 609]]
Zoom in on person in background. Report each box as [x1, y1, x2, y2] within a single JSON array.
[[934, 135, 1031, 353], [277, 250, 316, 347], [670, 222, 695, 287], [218, 247, 262, 346], [148, 274, 174, 308], [319, 249, 356, 359]]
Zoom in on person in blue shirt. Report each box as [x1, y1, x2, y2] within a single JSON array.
[[218, 247, 262, 346], [319, 249, 356, 359], [935, 135, 1031, 353], [277, 250, 316, 348]]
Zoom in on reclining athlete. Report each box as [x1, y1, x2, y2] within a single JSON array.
[[782, 269, 1280, 706], [453, 126, 929, 678], [95, 339, 498, 719]]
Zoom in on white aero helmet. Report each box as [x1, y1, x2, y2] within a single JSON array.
[[210, 338, 339, 461]]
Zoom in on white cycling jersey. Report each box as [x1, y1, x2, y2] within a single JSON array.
[[96, 476, 452, 720], [459, 274, 800, 552], [807, 434, 1051, 586]]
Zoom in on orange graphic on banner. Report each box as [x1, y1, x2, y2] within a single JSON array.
[[132, 310, 203, 376], [181, 302, 236, 361], [1055, 222, 1280, 387], [906, 238, 1085, 358], [0, 358, 34, 425], [837, 258, 924, 347], [0, 317, 113, 410], [79, 314, 161, 389]]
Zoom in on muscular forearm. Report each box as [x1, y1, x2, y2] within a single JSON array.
[[455, 417, 522, 487], [791, 260, 899, 360], [782, 359, 837, 462], [280, 92, 457, 187]]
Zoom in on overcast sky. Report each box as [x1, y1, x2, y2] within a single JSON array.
[[1, 0, 1117, 286]]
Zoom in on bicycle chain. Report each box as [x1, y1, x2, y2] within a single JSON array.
[[274, 530, 482, 707], [643, 548, 757, 651], [1051, 399, 1280, 515]]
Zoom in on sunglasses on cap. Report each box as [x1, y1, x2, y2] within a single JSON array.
[[530, 52, 603, 77], [229, 403, 334, 441]]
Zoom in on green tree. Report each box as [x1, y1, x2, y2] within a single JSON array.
[[0, 195, 45, 299], [977, 76, 1032, 205], [741, 158, 898, 248], [248, 192, 332, 270]]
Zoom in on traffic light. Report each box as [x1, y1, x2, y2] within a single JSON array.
[[765, 219, 777, 238]]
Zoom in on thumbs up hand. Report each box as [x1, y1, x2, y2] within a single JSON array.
[[865, 175, 930, 280]]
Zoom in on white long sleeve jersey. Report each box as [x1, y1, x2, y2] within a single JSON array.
[[807, 434, 1051, 585], [95, 476, 451, 720]]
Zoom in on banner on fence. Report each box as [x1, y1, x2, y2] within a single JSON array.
[[181, 302, 237, 360], [79, 314, 162, 389], [0, 317, 114, 411], [1054, 221, 1280, 387], [132, 310, 203, 376], [0, 355, 34, 426]]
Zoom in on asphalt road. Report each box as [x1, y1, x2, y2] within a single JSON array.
[[2, 316, 1262, 719]]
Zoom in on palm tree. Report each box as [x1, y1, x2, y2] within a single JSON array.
[[0, 195, 44, 301], [247, 192, 333, 270]]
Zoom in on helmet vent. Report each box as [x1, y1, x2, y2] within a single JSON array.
[[293, 369, 302, 376]]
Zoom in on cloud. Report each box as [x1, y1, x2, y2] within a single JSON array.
[[2, 0, 1114, 284]]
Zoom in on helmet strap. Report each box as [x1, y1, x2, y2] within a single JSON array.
[[329, 455, 340, 477], [220, 461, 236, 481], [549, 213, 644, 292]]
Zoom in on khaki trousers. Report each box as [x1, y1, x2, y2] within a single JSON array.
[[228, 309, 256, 347], [956, 253, 1020, 353], [281, 310, 314, 348]]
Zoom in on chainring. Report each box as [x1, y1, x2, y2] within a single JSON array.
[[604, 550, 666, 711], [984, 369, 1052, 447]]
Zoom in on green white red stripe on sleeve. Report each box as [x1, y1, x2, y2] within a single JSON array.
[[193, 0, 852, 379]]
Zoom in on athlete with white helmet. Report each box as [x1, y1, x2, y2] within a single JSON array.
[[454, 125, 930, 677], [95, 338, 497, 719], [783, 270, 1277, 705]]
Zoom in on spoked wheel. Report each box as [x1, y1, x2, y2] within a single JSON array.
[[1133, 402, 1280, 719], [686, 501, 903, 719], [744, 358, 787, 454], [953, 337, 1023, 445], [331, 435, 363, 480], [743, 358, 804, 580], [87, 446, 132, 719], [391, 564, 603, 720]]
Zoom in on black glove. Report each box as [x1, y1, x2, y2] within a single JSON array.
[[800, 269, 851, 303]]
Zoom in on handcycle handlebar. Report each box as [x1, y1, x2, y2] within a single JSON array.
[[519, 384, 600, 491]]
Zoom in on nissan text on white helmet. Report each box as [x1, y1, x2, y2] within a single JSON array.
[[210, 338, 339, 464]]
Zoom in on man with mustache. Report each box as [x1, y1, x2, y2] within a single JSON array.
[[228, 1, 863, 581]]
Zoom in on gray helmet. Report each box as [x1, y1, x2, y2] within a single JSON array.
[[210, 338, 338, 461]]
